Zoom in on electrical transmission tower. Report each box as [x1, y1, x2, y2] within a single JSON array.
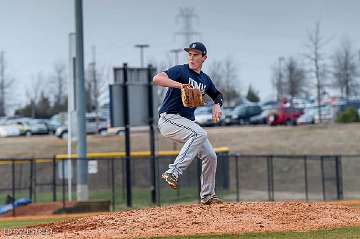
[[175, 7, 200, 46]]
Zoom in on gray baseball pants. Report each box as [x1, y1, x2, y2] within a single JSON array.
[[158, 113, 217, 202]]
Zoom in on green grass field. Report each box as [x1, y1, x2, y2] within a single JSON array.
[[149, 227, 360, 238], [0, 218, 67, 229], [0, 186, 232, 211]]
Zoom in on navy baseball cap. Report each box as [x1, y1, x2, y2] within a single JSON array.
[[184, 42, 207, 55]]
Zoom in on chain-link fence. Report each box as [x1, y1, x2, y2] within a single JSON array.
[[0, 153, 354, 216]]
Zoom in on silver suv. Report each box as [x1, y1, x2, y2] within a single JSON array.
[[55, 115, 108, 139]]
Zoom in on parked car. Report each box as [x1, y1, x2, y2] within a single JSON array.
[[249, 108, 276, 125], [312, 104, 337, 123], [47, 113, 67, 134], [296, 108, 316, 125], [268, 107, 303, 126], [0, 125, 21, 137], [4, 119, 32, 136], [220, 107, 235, 125], [55, 115, 108, 139], [11, 118, 49, 135], [260, 100, 279, 110], [231, 104, 262, 125], [195, 106, 217, 127]]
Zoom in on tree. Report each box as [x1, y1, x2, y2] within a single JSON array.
[[283, 57, 307, 101], [246, 85, 260, 102], [85, 50, 106, 113], [207, 59, 241, 106], [331, 39, 359, 97], [50, 62, 67, 107], [271, 57, 285, 101], [25, 73, 44, 118], [304, 22, 330, 122], [16, 92, 52, 118], [155, 54, 174, 102]]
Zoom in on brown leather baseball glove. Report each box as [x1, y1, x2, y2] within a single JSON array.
[[181, 84, 204, 108]]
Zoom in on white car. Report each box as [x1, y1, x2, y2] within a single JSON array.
[[297, 108, 316, 125], [11, 118, 49, 135], [195, 106, 215, 126], [0, 125, 21, 137]]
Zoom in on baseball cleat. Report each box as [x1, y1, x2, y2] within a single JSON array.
[[201, 195, 223, 205], [161, 172, 178, 190]]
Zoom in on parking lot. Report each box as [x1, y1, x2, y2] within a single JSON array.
[[1, 123, 360, 158]]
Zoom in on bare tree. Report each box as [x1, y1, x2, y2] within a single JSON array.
[[331, 39, 359, 97], [154, 54, 173, 102], [0, 51, 14, 116], [85, 62, 106, 113], [207, 59, 241, 106], [271, 57, 285, 101], [304, 22, 330, 122], [50, 62, 67, 106], [26, 73, 44, 118], [283, 57, 307, 102]]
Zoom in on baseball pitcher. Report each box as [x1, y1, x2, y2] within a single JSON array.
[[153, 42, 224, 205]]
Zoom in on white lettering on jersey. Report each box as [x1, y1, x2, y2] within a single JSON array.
[[188, 77, 206, 93]]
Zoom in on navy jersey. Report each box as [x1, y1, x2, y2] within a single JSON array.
[[158, 64, 220, 121]]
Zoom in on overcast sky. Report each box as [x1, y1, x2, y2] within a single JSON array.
[[1, 0, 360, 112]]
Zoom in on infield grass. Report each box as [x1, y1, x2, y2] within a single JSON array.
[[0, 186, 228, 211], [0, 217, 66, 229]]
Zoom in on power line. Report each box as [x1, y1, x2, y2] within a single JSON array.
[[175, 7, 200, 46]]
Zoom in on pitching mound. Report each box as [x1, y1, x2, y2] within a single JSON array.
[[5, 201, 360, 238]]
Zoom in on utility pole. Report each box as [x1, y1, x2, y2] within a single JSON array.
[[170, 49, 182, 65], [134, 44, 149, 67], [0, 51, 5, 116], [175, 7, 200, 46], [67, 32, 76, 202], [75, 0, 88, 201]]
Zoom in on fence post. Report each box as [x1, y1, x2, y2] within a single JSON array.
[[147, 64, 159, 206], [34, 159, 37, 203], [29, 158, 34, 201], [62, 159, 65, 209], [12, 160, 15, 217], [267, 156, 274, 201], [52, 155, 57, 202], [111, 158, 115, 211], [320, 156, 326, 201], [235, 154, 240, 202], [303, 155, 309, 201], [197, 157, 201, 203], [335, 156, 343, 200]]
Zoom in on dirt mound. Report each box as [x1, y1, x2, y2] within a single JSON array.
[[4, 201, 360, 238]]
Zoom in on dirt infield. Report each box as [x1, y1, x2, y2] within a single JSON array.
[[3, 201, 360, 238]]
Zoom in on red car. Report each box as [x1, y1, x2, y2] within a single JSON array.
[[268, 106, 303, 126]]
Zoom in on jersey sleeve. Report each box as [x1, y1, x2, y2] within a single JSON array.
[[163, 65, 186, 83], [206, 77, 221, 101]]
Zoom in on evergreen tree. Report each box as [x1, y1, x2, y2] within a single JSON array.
[[246, 85, 260, 102]]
